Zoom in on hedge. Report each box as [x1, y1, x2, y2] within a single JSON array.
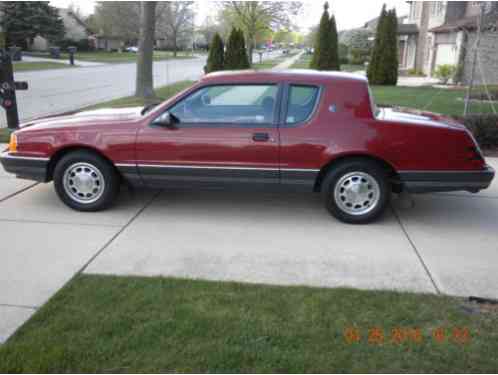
[[457, 114, 498, 150]]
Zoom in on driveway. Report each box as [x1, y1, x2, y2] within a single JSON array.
[[1, 153, 497, 343]]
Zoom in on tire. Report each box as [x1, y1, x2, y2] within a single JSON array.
[[321, 159, 390, 224], [53, 150, 120, 211]]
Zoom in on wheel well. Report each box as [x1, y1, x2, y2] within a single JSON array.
[[313, 155, 399, 192], [47, 146, 121, 181]]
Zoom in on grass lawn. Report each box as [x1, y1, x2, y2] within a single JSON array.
[[0, 274, 496, 373], [290, 55, 363, 73], [371, 86, 496, 117], [26, 51, 195, 64], [13, 61, 75, 72]]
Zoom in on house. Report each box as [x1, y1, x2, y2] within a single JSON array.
[[90, 35, 124, 52], [399, 1, 498, 84], [30, 8, 91, 51]]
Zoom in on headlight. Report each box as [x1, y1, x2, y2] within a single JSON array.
[[9, 133, 17, 153]]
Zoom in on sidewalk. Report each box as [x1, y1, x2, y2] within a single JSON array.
[[273, 51, 304, 70], [20, 55, 106, 67]]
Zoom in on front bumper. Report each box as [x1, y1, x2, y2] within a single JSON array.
[[0, 151, 50, 182], [398, 166, 495, 193]]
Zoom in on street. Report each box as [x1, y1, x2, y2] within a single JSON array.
[[1, 50, 284, 127]]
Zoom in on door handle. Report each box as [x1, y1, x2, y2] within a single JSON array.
[[252, 132, 270, 142]]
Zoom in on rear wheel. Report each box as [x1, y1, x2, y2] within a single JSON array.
[[322, 159, 390, 224], [53, 151, 119, 211]]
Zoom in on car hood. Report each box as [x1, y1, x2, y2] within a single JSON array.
[[20, 107, 144, 131], [377, 107, 466, 131]]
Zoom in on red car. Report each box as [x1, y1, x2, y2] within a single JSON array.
[[1, 70, 494, 223]]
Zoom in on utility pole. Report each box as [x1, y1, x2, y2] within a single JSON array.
[[464, 3, 484, 116], [0, 50, 28, 129]]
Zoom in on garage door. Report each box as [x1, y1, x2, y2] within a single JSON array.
[[435, 44, 457, 67]]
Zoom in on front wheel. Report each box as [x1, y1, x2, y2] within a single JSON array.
[[53, 151, 120, 211], [322, 160, 390, 224]]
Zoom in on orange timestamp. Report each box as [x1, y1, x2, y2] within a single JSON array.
[[344, 326, 471, 345]]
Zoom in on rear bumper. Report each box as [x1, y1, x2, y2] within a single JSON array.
[[0, 151, 50, 182], [398, 166, 495, 193]]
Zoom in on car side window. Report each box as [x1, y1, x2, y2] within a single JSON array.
[[167, 84, 278, 126], [285, 85, 320, 125]]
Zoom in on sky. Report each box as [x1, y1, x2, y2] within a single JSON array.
[[49, 0, 410, 32]]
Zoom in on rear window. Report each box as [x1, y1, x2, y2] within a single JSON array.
[[368, 85, 380, 118], [285, 85, 320, 124]]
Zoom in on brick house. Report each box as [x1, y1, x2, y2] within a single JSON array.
[[398, 1, 498, 84]]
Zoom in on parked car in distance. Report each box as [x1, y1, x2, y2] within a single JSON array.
[[1, 70, 494, 223], [125, 46, 139, 53]]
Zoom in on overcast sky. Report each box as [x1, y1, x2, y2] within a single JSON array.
[[49, 0, 410, 32]]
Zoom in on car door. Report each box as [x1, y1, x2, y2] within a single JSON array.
[[135, 83, 282, 189]]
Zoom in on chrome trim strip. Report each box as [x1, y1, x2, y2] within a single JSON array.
[[398, 169, 491, 174], [115, 163, 320, 173], [0, 152, 49, 162]]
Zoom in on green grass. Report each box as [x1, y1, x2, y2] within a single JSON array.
[[26, 51, 195, 64], [13, 61, 75, 72], [371, 86, 497, 117], [289, 55, 363, 73], [252, 50, 300, 70], [0, 127, 12, 143], [0, 274, 497, 373], [83, 80, 196, 111]]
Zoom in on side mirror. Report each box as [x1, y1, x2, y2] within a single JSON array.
[[153, 112, 177, 129]]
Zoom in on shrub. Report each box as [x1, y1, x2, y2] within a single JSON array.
[[434, 64, 456, 84], [224, 28, 249, 70], [406, 68, 425, 77], [204, 33, 224, 73], [457, 114, 498, 149]]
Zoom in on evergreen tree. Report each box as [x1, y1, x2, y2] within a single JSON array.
[[329, 14, 340, 70], [236, 29, 250, 69], [205, 33, 224, 73], [0, 2, 65, 49], [225, 27, 250, 70], [310, 2, 332, 70], [367, 5, 388, 84], [385, 9, 399, 85], [224, 27, 239, 69]]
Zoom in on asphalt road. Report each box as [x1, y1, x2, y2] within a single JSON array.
[[1, 50, 284, 127]]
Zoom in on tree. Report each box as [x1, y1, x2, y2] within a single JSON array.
[[310, 2, 333, 70], [93, 2, 141, 43], [156, 1, 194, 56], [221, 1, 302, 64], [135, 2, 156, 100], [93, 2, 169, 45], [384, 9, 399, 85], [329, 14, 340, 70], [0, 2, 65, 49], [368, 6, 398, 85], [367, 5, 387, 84], [205, 33, 224, 73], [224, 27, 249, 70]]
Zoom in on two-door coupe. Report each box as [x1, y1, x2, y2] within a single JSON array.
[[1, 70, 495, 223]]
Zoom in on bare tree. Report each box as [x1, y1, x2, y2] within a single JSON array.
[[135, 1, 156, 100], [221, 1, 302, 63], [156, 1, 194, 57], [94, 2, 141, 43]]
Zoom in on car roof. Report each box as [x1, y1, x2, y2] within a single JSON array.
[[201, 69, 368, 85]]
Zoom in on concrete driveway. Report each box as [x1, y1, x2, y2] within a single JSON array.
[[1, 154, 497, 343]]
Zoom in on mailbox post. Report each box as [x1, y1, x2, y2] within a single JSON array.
[[0, 49, 29, 129], [67, 46, 77, 65]]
